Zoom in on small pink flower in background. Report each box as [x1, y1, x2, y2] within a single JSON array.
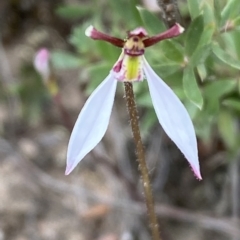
[[66, 24, 202, 180], [34, 48, 50, 81]]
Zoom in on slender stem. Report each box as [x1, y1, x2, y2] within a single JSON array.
[[124, 82, 160, 240]]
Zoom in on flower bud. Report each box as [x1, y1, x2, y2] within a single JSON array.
[[34, 48, 50, 81]]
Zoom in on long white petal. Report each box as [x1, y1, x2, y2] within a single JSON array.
[[143, 58, 202, 180], [66, 73, 117, 175]]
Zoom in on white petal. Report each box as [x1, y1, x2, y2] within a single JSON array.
[[66, 73, 117, 175], [143, 58, 202, 180]]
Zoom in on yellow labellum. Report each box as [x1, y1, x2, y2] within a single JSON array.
[[125, 56, 141, 81]]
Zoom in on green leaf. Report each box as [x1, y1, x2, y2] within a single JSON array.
[[187, 0, 201, 19], [231, 30, 240, 60], [85, 63, 112, 94], [214, 0, 222, 28], [189, 44, 211, 67], [161, 69, 183, 88], [183, 66, 203, 109], [137, 6, 165, 34], [221, 0, 240, 25], [152, 63, 182, 78], [203, 79, 236, 115], [194, 112, 213, 141], [198, 24, 215, 47], [133, 79, 148, 94], [110, 0, 142, 27], [69, 24, 94, 53], [197, 64, 207, 81], [171, 87, 185, 100], [137, 92, 152, 107], [204, 79, 236, 100], [51, 51, 82, 69], [185, 15, 204, 57], [184, 99, 199, 119], [96, 41, 120, 62], [233, 16, 240, 27], [222, 98, 240, 111], [218, 110, 238, 150], [205, 99, 219, 116], [128, 0, 143, 26], [159, 40, 184, 63], [55, 5, 92, 19], [222, 33, 240, 60], [212, 43, 240, 70], [201, 1, 215, 26]]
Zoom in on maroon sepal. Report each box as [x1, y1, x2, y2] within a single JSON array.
[[143, 23, 184, 47], [86, 26, 124, 48]]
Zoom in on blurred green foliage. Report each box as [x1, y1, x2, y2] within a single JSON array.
[[19, 64, 50, 126], [51, 0, 240, 154]]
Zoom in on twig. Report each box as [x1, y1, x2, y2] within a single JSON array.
[[154, 204, 240, 239], [156, 0, 181, 27], [219, 20, 235, 33], [124, 82, 160, 240]]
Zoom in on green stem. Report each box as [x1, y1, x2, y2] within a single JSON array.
[[124, 82, 161, 240]]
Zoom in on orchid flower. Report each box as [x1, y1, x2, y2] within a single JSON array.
[[66, 24, 202, 180]]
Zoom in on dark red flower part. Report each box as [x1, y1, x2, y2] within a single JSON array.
[[143, 23, 184, 47], [113, 59, 123, 72], [85, 23, 184, 48], [85, 26, 124, 48], [127, 27, 148, 38]]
